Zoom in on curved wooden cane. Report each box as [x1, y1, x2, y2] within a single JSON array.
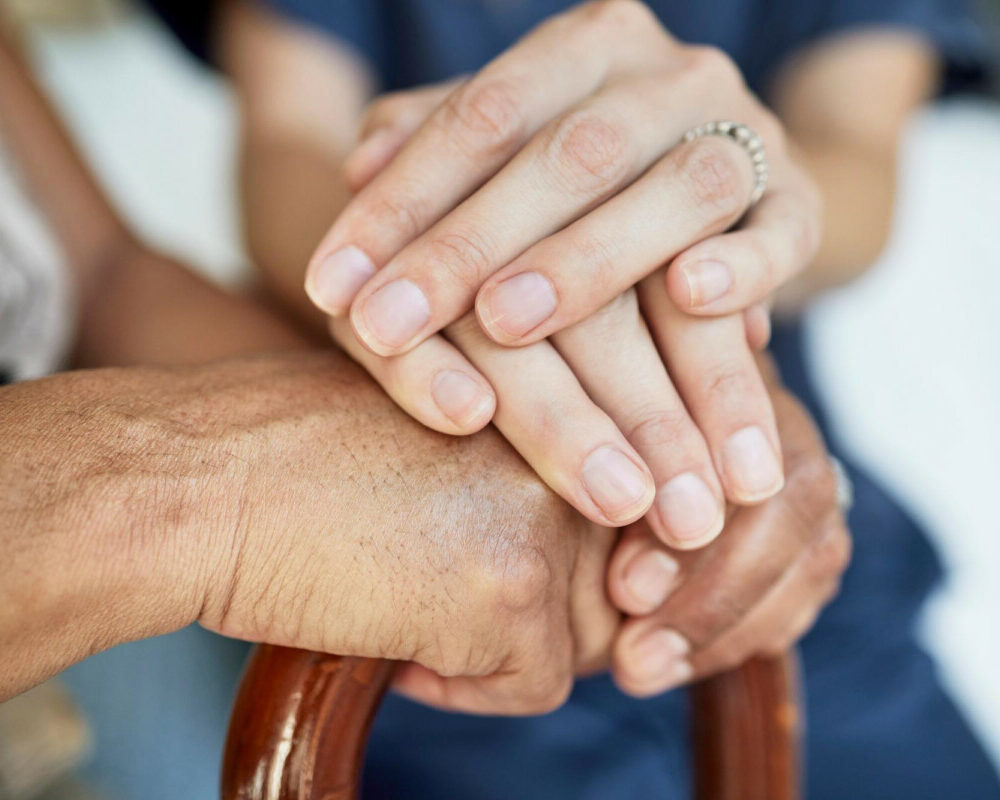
[[222, 646, 800, 800]]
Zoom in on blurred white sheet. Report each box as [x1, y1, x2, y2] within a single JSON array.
[[806, 98, 1000, 764]]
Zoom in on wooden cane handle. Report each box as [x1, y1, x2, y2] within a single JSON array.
[[222, 646, 395, 800], [222, 648, 800, 800], [691, 654, 801, 800]]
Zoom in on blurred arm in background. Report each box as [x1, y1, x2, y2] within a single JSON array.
[[768, 30, 938, 308]]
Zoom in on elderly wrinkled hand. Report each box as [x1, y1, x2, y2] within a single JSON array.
[[187, 352, 620, 716], [604, 365, 851, 696]]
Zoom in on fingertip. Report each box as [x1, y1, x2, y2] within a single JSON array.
[[665, 258, 695, 310], [475, 271, 558, 346], [649, 472, 725, 550], [305, 245, 376, 317], [350, 278, 432, 357], [720, 425, 785, 505], [614, 547, 679, 615], [430, 369, 497, 434], [580, 445, 656, 527], [612, 627, 693, 697]]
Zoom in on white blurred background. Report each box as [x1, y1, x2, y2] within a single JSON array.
[[14, 0, 1000, 774]]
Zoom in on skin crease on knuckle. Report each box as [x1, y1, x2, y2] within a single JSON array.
[[357, 191, 429, 249], [438, 78, 526, 161], [426, 229, 499, 293], [546, 111, 633, 197]]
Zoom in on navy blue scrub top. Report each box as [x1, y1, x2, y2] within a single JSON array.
[[204, 0, 989, 95]]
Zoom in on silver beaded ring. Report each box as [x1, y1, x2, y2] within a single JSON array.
[[682, 120, 768, 206]]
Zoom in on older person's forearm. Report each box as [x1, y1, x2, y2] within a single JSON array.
[[0, 367, 241, 700]]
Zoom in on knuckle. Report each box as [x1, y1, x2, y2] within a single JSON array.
[[547, 111, 632, 195], [573, 234, 626, 296], [683, 592, 744, 644], [576, 285, 639, 332], [684, 45, 743, 88], [625, 407, 693, 452], [521, 666, 574, 714], [679, 136, 751, 217], [441, 79, 525, 158], [702, 363, 754, 404], [475, 537, 555, 617], [581, 0, 658, 30], [783, 454, 838, 530], [430, 641, 495, 679], [363, 192, 427, 243], [425, 229, 497, 290]]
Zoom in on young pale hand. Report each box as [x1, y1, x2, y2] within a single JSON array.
[[306, 1, 820, 543]]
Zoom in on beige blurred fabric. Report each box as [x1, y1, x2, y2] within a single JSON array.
[[0, 0, 126, 27], [0, 132, 74, 381], [0, 682, 92, 800]]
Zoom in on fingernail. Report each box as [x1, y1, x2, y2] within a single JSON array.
[[357, 279, 430, 351], [722, 426, 784, 502], [581, 446, 654, 522], [655, 472, 724, 546], [482, 272, 557, 339], [624, 550, 679, 611], [630, 629, 691, 682], [681, 260, 732, 307], [431, 370, 494, 428], [305, 246, 376, 314]]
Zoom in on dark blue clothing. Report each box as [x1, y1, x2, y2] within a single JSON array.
[[263, 0, 992, 94], [149, 1, 999, 796], [361, 324, 1000, 800]]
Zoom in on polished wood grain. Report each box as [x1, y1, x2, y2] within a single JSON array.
[[691, 654, 801, 800], [222, 648, 800, 800], [222, 647, 395, 800]]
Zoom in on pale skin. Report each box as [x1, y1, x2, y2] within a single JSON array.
[[222, 1, 935, 552], [0, 23, 848, 705], [218, 0, 931, 690]]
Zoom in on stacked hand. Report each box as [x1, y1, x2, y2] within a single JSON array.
[[288, 0, 838, 706], [304, 0, 822, 552], [186, 353, 847, 712]]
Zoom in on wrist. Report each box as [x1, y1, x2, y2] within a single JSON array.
[[0, 366, 241, 696], [53, 366, 239, 641]]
